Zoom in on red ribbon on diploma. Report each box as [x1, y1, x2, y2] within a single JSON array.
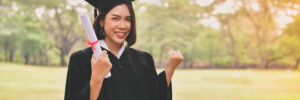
[[86, 40, 98, 50]]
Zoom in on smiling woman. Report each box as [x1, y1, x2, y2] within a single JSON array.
[[64, 0, 184, 100], [93, 2, 136, 48]]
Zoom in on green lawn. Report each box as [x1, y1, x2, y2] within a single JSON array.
[[1, 62, 300, 100]]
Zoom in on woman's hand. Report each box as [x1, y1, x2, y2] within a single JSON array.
[[166, 50, 184, 70], [90, 50, 112, 85], [165, 50, 184, 87], [90, 50, 112, 100]]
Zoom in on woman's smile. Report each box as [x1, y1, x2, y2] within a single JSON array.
[[114, 31, 127, 38]]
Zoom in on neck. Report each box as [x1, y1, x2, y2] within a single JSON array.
[[104, 39, 122, 57]]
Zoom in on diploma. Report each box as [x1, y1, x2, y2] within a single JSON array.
[[79, 12, 111, 78]]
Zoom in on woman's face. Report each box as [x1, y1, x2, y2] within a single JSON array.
[[100, 4, 131, 46]]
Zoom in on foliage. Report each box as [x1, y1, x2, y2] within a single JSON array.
[[0, 0, 300, 69]]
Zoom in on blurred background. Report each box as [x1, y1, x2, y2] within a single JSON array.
[[1, 0, 300, 100]]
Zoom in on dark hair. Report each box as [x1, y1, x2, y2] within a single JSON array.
[[93, 3, 136, 47]]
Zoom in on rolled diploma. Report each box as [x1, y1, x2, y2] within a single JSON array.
[[79, 12, 111, 78]]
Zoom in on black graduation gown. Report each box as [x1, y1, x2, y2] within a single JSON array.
[[64, 47, 172, 100]]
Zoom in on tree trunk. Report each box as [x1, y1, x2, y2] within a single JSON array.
[[183, 60, 188, 69], [39, 50, 45, 65], [24, 53, 29, 64], [51, 6, 82, 66], [60, 52, 66, 66], [189, 61, 194, 69], [295, 58, 300, 69], [265, 52, 292, 69], [234, 54, 240, 68], [265, 61, 270, 69], [4, 39, 9, 62], [9, 49, 14, 62], [33, 54, 37, 65], [208, 42, 214, 68], [46, 56, 49, 66]]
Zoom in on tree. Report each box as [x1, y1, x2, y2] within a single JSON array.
[[13, 0, 86, 66], [135, 0, 204, 68], [0, 0, 49, 64], [284, 13, 300, 69], [229, 0, 298, 68]]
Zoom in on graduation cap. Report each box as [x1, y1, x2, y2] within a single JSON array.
[[85, 0, 135, 18]]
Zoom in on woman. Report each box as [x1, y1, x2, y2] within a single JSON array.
[[64, 0, 183, 100]]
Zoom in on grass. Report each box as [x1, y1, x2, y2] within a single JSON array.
[[171, 69, 300, 100], [1, 62, 300, 100], [0, 63, 66, 100]]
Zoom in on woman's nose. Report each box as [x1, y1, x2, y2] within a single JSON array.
[[118, 20, 127, 29]]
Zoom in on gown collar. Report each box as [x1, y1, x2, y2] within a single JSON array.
[[99, 40, 125, 59]]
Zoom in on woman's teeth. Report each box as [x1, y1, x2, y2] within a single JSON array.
[[117, 33, 124, 35], [115, 32, 126, 38]]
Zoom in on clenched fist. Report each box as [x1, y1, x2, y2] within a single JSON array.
[[166, 50, 184, 70], [165, 50, 184, 87], [90, 50, 112, 83]]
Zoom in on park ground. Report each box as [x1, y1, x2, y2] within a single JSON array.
[[0, 62, 300, 100]]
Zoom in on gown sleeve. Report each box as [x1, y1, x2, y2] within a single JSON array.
[[144, 52, 172, 100], [64, 51, 91, 100]]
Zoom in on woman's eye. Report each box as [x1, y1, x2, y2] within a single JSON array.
[[112, 18, 118, 20], [126, 18, 131, 22]]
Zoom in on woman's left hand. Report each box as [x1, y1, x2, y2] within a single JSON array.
[[166, 50, 184, 70], [165, 50, 184, 87]]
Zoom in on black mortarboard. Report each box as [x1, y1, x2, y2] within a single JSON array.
[[85, 0, 134, 18]]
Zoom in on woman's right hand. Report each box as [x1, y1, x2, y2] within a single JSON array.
[[90, 50, 112, 84]]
